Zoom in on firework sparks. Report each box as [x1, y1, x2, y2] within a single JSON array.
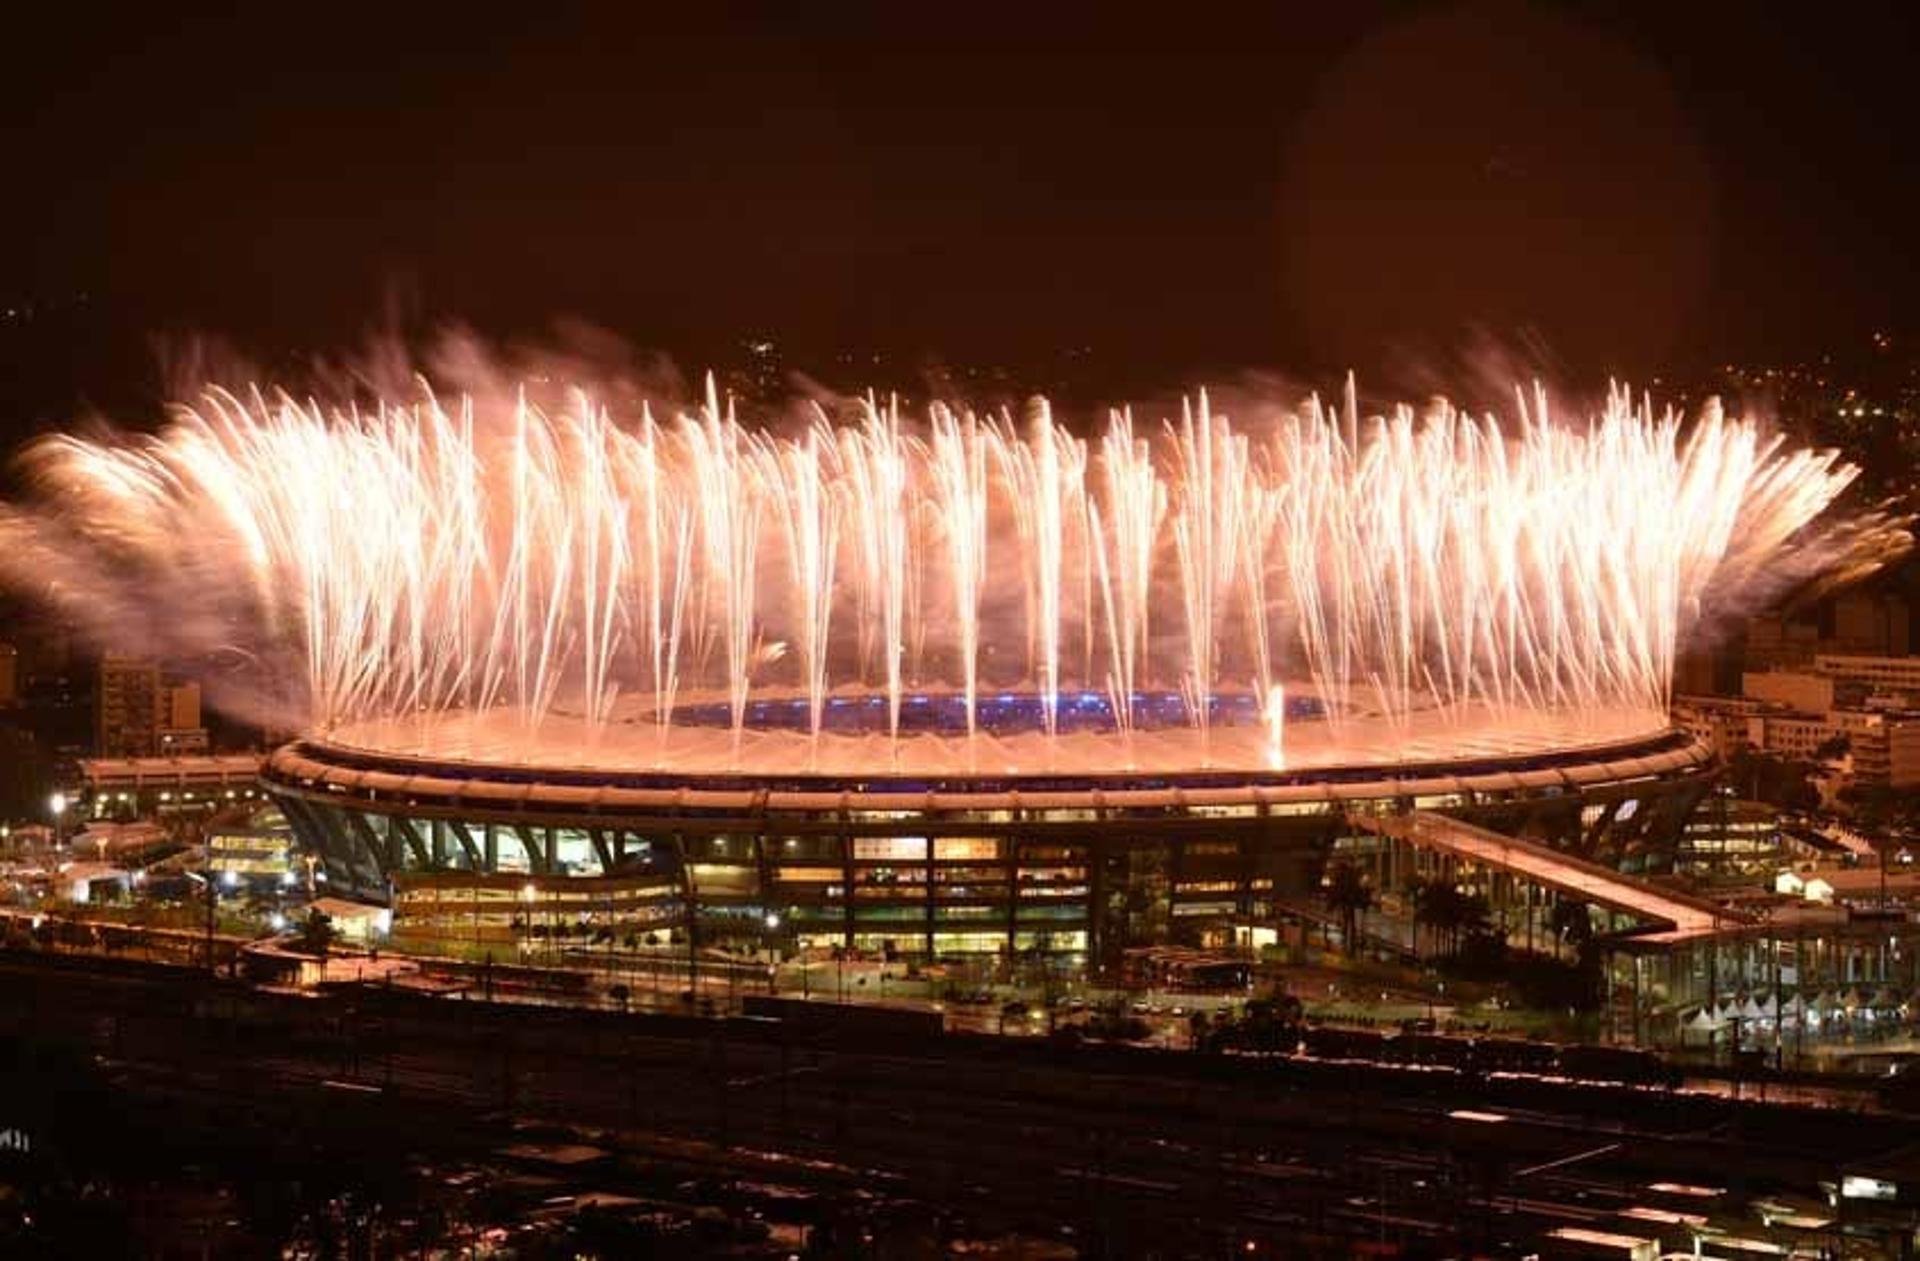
[[0, 371, 1905, 772]]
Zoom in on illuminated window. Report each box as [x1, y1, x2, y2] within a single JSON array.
[[933, 837, 1000, 861], [776, 866, 840, 884], [852, 836, 927, 862]]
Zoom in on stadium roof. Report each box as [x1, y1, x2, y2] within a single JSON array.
[[264, 731, 1711, 817]]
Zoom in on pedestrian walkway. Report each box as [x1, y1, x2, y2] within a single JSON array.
[[1353, 811, 1744, 943]]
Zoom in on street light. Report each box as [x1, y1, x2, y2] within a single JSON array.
[[184, 870, 217, 974], [48, 791, 68, 851], [764, 911, 782, 994], [521, 882, 538, 963]]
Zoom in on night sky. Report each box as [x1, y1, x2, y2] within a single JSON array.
[[2, 3, 1917, 420]]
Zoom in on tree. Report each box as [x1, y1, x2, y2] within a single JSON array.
[[1200, 993, 1304, 1054], [1507, 948, 1603, 1013], [294, 908, 335, 960], [1406, 878, 1497, 959], [1405, 876, 1436, 955], [1549, 898, 1593, 950], [1839, 782, 1920, 837], [1456, 889, 1493, 945], [1546, 897, 1605, 1009], [1322, 860, 1374, 955], [1408, 877, 1464, 956], [1725, 749, 1821, 812]]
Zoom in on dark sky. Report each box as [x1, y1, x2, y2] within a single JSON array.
[[2, 2, 1917, 416]]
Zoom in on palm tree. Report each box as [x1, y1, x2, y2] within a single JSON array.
[[1322, 860, 1374, 955], [1456, 889, 1493, 945], [1406, 876, 1452, 957], [1408, 880, 1490, 958]]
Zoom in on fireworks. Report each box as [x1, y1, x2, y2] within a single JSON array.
[[0, 371, 1904, 771]]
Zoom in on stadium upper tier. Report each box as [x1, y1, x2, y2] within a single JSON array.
[[299, 692, 1680, 784], [265, 718, 1709, 815]]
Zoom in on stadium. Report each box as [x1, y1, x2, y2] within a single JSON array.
[[260, 695, 1717, 969], [11, 373, 1899, 979]]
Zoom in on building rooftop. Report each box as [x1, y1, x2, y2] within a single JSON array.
[[79, 754, 264, 788]]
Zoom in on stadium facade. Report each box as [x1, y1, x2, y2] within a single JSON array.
[[262, 726, 1715, 971]]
